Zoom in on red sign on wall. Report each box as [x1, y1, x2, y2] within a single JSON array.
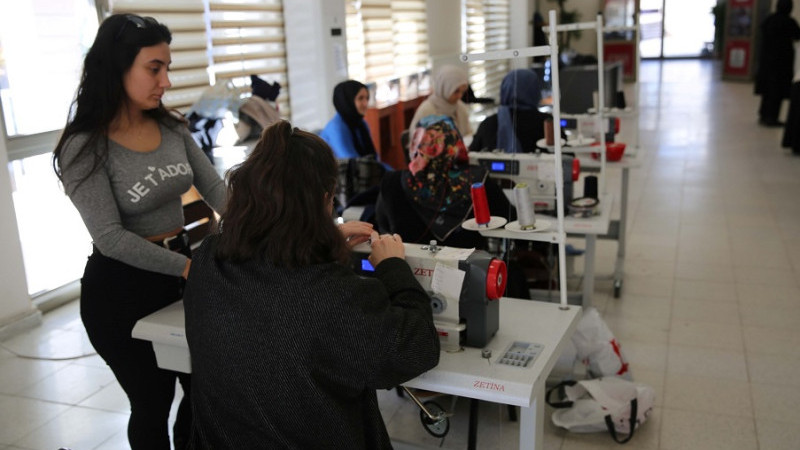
[[724, 41, 751, 77], [604, 42, 636, 79]]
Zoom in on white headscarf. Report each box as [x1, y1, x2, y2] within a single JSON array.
[[410, 65, 472, 136]]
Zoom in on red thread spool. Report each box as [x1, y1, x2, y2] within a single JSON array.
[[471, 182, 490, 225]]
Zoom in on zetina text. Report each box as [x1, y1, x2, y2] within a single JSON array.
[[473, 380, 505, 392]]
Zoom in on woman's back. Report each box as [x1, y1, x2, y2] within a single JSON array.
[[186, 235, 437, 449]]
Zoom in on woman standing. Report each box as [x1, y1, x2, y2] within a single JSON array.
[[755, 0, 800, 126], [53, 14, 226, 449], [183, 121, 439, 448], [320, 79, 378, 160], [408, 65, 473, 137]]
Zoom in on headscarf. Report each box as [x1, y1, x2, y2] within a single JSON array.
[[497, 69, 542, 153], [332, 80, 376, 157], [424, 65, 469, 126], [402, 115, 486, 241], [777, 0, 793, 15]]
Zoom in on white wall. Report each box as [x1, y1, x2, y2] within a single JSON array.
[[510, 0, 536, 50], [284, 0, 348, 132], [0, 114, 41, 339], [426, 0, 535, 70], [425, 0, 465, 70]]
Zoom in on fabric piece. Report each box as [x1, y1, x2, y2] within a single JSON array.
[[237, 96, 281, 142], [250, 75, 281, 101]]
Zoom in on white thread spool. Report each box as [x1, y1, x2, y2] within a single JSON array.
[[514, 183, 536, 230]]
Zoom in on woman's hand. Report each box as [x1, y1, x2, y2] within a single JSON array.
[[338, 221, 374, 249], [368, 232, 405, 267]]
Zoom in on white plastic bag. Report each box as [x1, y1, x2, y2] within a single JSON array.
[[547, 377, 655, 443], [572, 307, 632, 380]]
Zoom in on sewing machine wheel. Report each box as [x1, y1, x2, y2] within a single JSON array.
[[419, 400, 450, 438]]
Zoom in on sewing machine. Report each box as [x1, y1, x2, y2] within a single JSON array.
[[560, 114, 616, 143], [352, 242, 507, 351], [469, 152, 576, 213]]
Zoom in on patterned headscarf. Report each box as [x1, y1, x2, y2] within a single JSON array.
[[402, 115, 486, 241]]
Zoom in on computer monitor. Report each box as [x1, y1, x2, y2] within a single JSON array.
[[559, 61, 624, 114]]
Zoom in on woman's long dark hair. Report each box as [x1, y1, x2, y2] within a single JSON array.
[[52, 14, 174, 188], [216, 121, 349, 267]]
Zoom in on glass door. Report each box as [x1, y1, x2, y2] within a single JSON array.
[[640, 0, 717, 58], [640, 0, 665, 58]]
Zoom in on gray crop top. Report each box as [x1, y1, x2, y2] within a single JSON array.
[[60, 122, 226, 277]]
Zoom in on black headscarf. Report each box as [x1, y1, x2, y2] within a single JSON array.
[[777, 0, 793, 15], [332, 80, 376, 157]]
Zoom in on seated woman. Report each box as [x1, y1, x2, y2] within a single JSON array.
[[320, 79, 379, 160], [376, 115, 510, 249], [376, 115, 529, 298], [408, 65, 473, 137], [183, 121, 440, 449], [469, 68, 548, 153]]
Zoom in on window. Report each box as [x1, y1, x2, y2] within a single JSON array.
[[1, 0, 289, 297], [207, 0, 290, 115], [0, 0, 99, 137], [464, 0, 510, 99], [9, 153, 92, 297], [345, 1, 367, 83], [391, 0, 428, 77], [346, 0, 429, 83]]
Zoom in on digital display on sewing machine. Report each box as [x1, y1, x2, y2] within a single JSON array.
[[560, 118, 577, 129], [361, 259, 375, 272], [477, 159, 518, 175]]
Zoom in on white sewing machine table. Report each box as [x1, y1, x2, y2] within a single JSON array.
[[480, 192, 614, 308], [576, 149, 641, 298], [132, 298, 581, 450]]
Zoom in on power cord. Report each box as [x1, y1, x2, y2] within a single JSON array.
[[0, 341, 97, 361]]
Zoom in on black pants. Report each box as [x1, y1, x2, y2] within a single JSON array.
[[759, 89, 784, 123], [81, 246, 191, 450]]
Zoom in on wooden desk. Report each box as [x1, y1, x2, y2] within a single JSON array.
[[364, 95, 428, 170]]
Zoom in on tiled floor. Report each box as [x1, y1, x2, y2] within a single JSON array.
[[2, 59, 800, 449]]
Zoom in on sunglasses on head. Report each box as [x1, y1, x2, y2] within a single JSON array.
[[115, 14, 158, 40]]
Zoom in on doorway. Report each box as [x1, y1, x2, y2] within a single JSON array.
[[640, 0, 718, 58]]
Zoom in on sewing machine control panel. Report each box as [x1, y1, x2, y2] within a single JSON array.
[[496, 341, 544, 368], [475, 158, 520, 176]]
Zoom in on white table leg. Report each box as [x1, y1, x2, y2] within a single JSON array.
[[520, 383, 545, 449], [582, 234, 597, 309]]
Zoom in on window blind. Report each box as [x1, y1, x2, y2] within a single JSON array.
[[207, 0, 290, 115], [391, 0, 428, 77], [464, 0, 509, 99], [360, 0, 394, 81], [109, 0, 211, 111], [347, 0, 429, 84], [345, 1, 367, 83]]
